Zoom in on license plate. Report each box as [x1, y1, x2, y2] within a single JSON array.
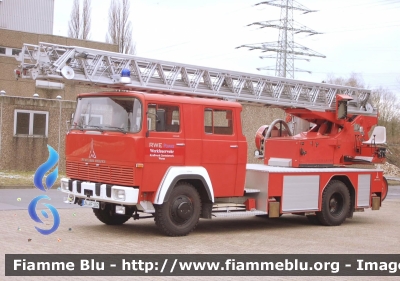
[[84, 200, 99, 209]]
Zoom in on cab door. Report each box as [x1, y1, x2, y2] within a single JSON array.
[[201, 107, 238, 197], [142, 103, 185, 192]]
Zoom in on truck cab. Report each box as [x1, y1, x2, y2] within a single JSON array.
[[62, 91, 247, 235]]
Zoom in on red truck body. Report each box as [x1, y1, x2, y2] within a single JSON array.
[[60, 90, 387, 236], [14, 42, 388, 236]]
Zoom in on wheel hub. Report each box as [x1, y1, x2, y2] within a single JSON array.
[[329, 194, 343, 216], [177, 202, 192, 220], [171, 196, 193, 222]]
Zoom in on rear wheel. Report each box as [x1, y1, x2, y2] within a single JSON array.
[[382, 176, 388, 201], [93, 204, 131, 225], [316, 180, 351, 226], [155, 182, 201, 236]]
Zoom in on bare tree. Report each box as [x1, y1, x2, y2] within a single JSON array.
[[371, 87, 400, 127], [327, 73, 399, 122], [326, 73, 399, 124], [68, 0, 81, 39], [326, 73, 400, 166], [326, 72, 365, 88], [68, 0, 92, 40], [82, 0, 91, 39], [371, 88, 400, 166], [106, 0, 136, 54]]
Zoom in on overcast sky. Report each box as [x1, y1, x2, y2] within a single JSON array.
[[53, 0, 400, 95]]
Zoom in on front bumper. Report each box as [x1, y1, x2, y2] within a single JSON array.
[[60, 178, 139, 205]]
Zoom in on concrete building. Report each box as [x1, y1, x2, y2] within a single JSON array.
[[0, 28, 119, 172], [0, 0, 54, 34]]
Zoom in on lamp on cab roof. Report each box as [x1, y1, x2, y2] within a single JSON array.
[[120, 69, 132, 84]]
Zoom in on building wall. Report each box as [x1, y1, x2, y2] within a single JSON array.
[[0, 96, 76, 172], [0, 28, 118, 101], [0, 28, 120, 172], [0, 0, 54, 34], [242, 105, 285, 164]]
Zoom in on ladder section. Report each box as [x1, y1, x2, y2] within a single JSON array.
[[15, 42, 375, 115]]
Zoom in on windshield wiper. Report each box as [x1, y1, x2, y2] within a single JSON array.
[[102, 126, 127, 134], [85, 125, 104, 132]]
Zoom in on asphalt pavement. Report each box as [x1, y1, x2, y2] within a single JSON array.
[[386, 185, 400, 200]]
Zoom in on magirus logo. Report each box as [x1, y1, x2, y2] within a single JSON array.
[[89, 138, 96, 159], [27, 145, 60, 235]]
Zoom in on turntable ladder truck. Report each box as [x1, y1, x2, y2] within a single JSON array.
[[15, 42, 388, 236]]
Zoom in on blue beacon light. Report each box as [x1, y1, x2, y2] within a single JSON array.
[[120, 68, 132, 84]]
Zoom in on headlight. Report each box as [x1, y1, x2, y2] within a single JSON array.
[[61, 178, 70, 191], [115, 206, 126, 215], [117, 190, 125, 200]]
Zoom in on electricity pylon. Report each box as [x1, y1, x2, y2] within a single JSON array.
[[237, 0, 325, 79]]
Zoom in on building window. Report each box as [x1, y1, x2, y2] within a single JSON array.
[[0, 46, 27, 57], [14, 110, 49, 137], [12, 49, 21, 56], [80, 114, 103, 126]]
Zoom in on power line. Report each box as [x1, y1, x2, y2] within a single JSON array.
[[320, 0, 400, 11], [325, 20, 400, 31], [325, 24, 400, 33]]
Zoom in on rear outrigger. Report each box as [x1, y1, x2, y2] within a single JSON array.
[[15, 42, 388, 236]]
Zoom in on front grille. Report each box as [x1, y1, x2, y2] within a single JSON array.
[[66, 161, 134, 186]]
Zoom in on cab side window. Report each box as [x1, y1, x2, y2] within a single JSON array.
[[204, 108, 233, 135], [147, 104, 180, 132]]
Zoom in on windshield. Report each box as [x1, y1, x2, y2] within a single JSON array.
[[72, 96, 142, 133]]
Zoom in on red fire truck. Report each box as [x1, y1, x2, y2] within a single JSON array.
[[16, 43, 388, 236]]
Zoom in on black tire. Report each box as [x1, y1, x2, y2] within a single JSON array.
[[306, 215, 321, 225], [93, 204, 131, 225], [316, 180, 351, 226], [382, 176, 388, 201], [155, 182, 201, 236]]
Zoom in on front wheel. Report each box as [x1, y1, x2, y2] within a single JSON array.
[[155, 182, 201, 236], [93, 204, 131, 225], [316, 180, 351, 226]]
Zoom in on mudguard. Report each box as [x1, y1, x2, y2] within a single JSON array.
[[153, 166, 214, 205]]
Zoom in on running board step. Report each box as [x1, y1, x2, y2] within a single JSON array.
[[213, 203, 245, 211], [244, 189, 260, 194], [212, 210, 268, 218]]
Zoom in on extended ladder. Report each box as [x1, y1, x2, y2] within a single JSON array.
[[15, 42, 375, 116]]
